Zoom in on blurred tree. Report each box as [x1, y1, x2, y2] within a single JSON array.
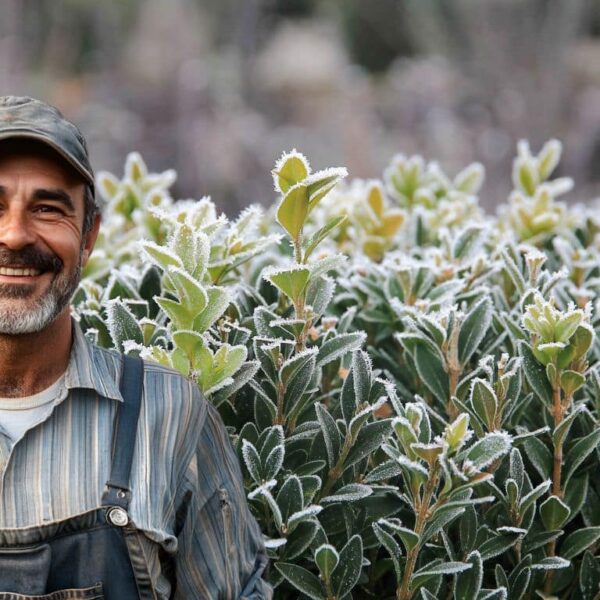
[[340, 0, 414, 73]]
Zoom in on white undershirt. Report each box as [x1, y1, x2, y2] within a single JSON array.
[[0, 374, 66, 442]]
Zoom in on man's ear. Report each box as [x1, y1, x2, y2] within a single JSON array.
[[82, 213, 101, 266]]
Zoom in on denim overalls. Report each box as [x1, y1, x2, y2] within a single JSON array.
[[0, 355, 156, 599]]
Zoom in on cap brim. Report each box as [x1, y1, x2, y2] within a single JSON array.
[[0, 130, 95, 188]]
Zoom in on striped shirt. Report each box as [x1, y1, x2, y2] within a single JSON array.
[[0, 319, 272, 599]]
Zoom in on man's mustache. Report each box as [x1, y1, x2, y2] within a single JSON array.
[[0, 247, 63, 273]]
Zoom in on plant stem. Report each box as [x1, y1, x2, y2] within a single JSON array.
[[551, 384, 564, 497], [275, 380, 285, 426], [397, 467, 440, 600], [294, 236, 303, 264], [544, 382, 565, 594], [447, 367, 460, 419]]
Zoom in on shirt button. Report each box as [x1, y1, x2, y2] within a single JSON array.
[[108, 507, 129, 527]]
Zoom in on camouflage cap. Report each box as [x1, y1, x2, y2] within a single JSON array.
[[0, 96, 94, 193]]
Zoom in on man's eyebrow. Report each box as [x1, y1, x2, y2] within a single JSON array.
[[32, 189, 76, 212]]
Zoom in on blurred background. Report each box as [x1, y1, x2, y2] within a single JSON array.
[[1, 0, 599, 213]]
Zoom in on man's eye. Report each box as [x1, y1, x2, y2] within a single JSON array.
[[35, 205, 63, 214]]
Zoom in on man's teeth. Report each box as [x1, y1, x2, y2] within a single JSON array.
[[0, 267, 41, 276]]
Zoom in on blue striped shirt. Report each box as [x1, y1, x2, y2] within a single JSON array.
[[0, 319, 272, 599]]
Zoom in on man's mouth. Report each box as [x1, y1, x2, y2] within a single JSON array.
[[0, 267, 43, 277]]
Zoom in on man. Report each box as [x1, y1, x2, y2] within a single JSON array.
[[0, 96, 272, 599]]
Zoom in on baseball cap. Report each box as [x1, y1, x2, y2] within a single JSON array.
[[0, 96, 95, 194]]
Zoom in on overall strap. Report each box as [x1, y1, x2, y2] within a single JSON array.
[[102, 354, 144, 510]]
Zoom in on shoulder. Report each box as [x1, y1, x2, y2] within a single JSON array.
[[141, 359, 209, 432]]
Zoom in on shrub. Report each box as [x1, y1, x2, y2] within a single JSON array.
[[74, 140, 600, 599]]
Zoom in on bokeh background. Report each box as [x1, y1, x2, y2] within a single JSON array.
[[1, 0, 599, 213]]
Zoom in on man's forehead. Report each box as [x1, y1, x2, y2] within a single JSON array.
[[0, 139, 87, 186]]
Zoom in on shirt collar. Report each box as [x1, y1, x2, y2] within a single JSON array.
[[63, 317, 124, 402]]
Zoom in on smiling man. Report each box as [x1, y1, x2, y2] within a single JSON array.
[[0, 96, 271, 599]]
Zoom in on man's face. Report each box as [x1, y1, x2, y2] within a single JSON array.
[[0, 146, 99, 335]]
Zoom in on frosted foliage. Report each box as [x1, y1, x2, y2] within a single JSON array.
[[68, 140, 600, 599]]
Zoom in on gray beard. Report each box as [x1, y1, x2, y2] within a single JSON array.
[[0, 256, 82, 335]]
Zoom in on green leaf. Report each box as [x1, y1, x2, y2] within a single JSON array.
[[563, 428, 600, 488], [275, 563, 325, 600], [277, 185, 309, 240], [304, 215, 347, 261], [479, 589, 507, 600], [315, 544, 339, 582], [517, 160, 538, 195], [331, 534, 363, 598], [459, 506, 478, 555], [455, 551, 483, 600], [552, 405, 584, 450], [411, 562, 471, 589], [381, 519, 420, 552], [316, 332, 367, 369], [458, 297, 493, 366], [305, 275, 335, 319], [579, 551, 600, 600], [340, 367, 358, 425], [414, 344, 449, 405], [537, 139, 561, 180], [167, 267, 208, 313], [463, 432, 512, 470], [306, 168, 347, 208], [106, 299, 143, 352], [172, 330, 205, 357], [560, 370, 586, 395], [265, 267, 311, 303], [345, 419, 393, 467], [519, 341, 553, 405], [284, 352, 318, 420], [242, 440, 262, 483], [555, 312, 583, 343], [470, 379, 498, 431], [478, 530, 523, 561], [522, 435, 552, 480], [273, 152, 310, 193], [193, 287, 231, 332], [197, 344, 247, 395], [280, 348, 318, 387], [141, 241, 183, 271], [315, 403, 341, 467], [518, 479, 552, 516], [283, 520, 319, 560], [560, 527, 600, 560], [321, 483, 372, 504], [540, 495, 571, 529], [530, 556, 570, 571], [372, 522, 403, 580], [264, 444, 285, 480]]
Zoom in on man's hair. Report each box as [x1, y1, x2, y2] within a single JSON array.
[[83, 185, 99, 236]]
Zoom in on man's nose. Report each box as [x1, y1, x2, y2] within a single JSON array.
[[0, 208, 37, 249]]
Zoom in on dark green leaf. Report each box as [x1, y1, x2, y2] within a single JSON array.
[[275, 562, 325, 600], [459, 297, 493, 366]]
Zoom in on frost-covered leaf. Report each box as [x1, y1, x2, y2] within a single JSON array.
[[275, 563, 325, 600], [463, 431, 511, 470], [106, 299, 143, 351], [459, 297, 493, 366], [331, 534, 363, 598], [321, 483, 372, 504], [560, 527, 600, 560], [411, 562, 472, 588], [315, 544, 339, 582]]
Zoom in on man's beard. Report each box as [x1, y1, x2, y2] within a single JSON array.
[[0, 246, 82, 335]]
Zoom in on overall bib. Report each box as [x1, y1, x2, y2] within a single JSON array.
[[0, 355, 157, 599]]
